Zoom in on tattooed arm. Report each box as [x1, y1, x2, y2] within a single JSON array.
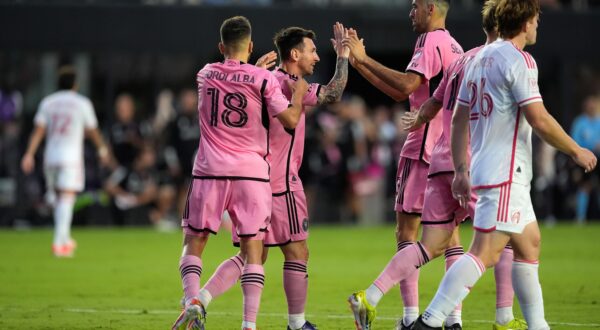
[[316, 22, 349, 105], [317, 56, 349, 105]]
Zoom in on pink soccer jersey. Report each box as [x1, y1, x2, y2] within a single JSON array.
[[428, 46, 484, 176], [269, 68, 320, 193], [192, 59, 291, 181], [402, 29, 463, 163]]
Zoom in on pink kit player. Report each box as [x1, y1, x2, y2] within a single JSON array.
[[21, 66, 110, 258], [412, 1, 596, 329], [343, 0, 463, 328], [172, 16, 308, 330], [399, 2, 526, 328], [197, 24, 349, 330]]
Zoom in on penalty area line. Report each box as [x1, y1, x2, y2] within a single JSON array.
[[64, 308, 600, 327]]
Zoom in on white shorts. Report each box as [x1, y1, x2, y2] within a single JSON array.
[[473, 182, 536, 234], [44, 165, 85, 192]]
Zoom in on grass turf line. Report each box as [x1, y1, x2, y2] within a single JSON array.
[[0, 224, 599, 329]]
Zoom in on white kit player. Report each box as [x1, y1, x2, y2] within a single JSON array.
[[412, 1, 597, 329], [21, 66, 110, 257]]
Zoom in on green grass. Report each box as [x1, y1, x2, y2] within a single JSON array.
[[1, 224, 599, 329]]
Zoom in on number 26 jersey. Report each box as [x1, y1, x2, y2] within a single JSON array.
[[193, 59, 290, 181], [457, 40, 543, 189]]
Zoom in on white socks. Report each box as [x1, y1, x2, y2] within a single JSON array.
[[54, 194, 75, 246], [198, 288, 213, 309], [288, 313, 305, 330], [365, 284, 384, 307], [402, 306, 419, 326], [513, 261, 550, 330], [422, 254, 485, 328], [241, 321, 256, 329], [496, 306, 515, 325]]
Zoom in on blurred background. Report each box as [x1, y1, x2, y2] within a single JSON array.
[[1, 0, 599, 230]]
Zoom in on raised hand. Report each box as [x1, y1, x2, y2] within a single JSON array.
[[255, 51, 278, 70], [331, 22, 349, 59], [343, 28, 367, 65]]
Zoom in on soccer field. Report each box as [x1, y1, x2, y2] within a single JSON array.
[[1, 224, 599, 329]]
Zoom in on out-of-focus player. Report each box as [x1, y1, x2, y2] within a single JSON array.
[[171, 16, 308, 330], [196, 23, 349, 330], [21, 66, 110, 258], [411, 1, 597, 329], [343, 1, 463, 329]]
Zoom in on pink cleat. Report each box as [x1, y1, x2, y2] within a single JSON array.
[[172, 298, 206, 330]]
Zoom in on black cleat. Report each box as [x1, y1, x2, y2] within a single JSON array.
[[443, 323, 462, 330], [287, 320, 318, 330], [396, 320, 414, 330], [411, 316, 442, 330]]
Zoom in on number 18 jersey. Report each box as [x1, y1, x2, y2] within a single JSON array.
[[193, 59, 290, 181]]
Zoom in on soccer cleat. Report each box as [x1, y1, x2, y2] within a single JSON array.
[[444, 323, 462, 330], [172, 298, 206, 330], [348, 290, 376, 330], [287, 320, 318, 330], [492, 318, 527, 330], [52, 240, 76, 258], [411, 316, 442, 330], [395, 319, 414, 330]]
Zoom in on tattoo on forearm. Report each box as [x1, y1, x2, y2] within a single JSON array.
[[456, 163, 468, 173], [318, 57, 349, 105]]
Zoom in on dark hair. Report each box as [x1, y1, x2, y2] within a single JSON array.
[[482, 0, 499, 33], [220, 16, 252, 51], [495, 0, 540, 39], [273, 27, 316, 62], [57, 65, 76, 90]]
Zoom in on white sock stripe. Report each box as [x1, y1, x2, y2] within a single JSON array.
[[465, 253, 486, 275]]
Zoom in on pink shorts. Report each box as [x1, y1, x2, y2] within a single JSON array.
[[421, 173, 476, 231], [394, 157, 429, 214], [182, 178, 272, 241], [264, 190, 309, 246]]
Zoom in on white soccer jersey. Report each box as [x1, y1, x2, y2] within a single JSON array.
[[34, 90, 98, 166], [457, 40, 542, 189]]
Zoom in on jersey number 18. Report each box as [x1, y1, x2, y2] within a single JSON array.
[[207, 88, 248, 128]]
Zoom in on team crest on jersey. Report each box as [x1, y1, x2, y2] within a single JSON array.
[[511, 211, 521, 224], [529, 78, 539, 93], [302, 218, 309, 232]]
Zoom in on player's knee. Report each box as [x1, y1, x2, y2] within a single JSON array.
[[182, 235, 209, 256], [486, 252, 502, 268], [421, 241, 445, 259], [282, 241, 308, 261], [530, 232, 542, 250], [468, 247, 500, 268]]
